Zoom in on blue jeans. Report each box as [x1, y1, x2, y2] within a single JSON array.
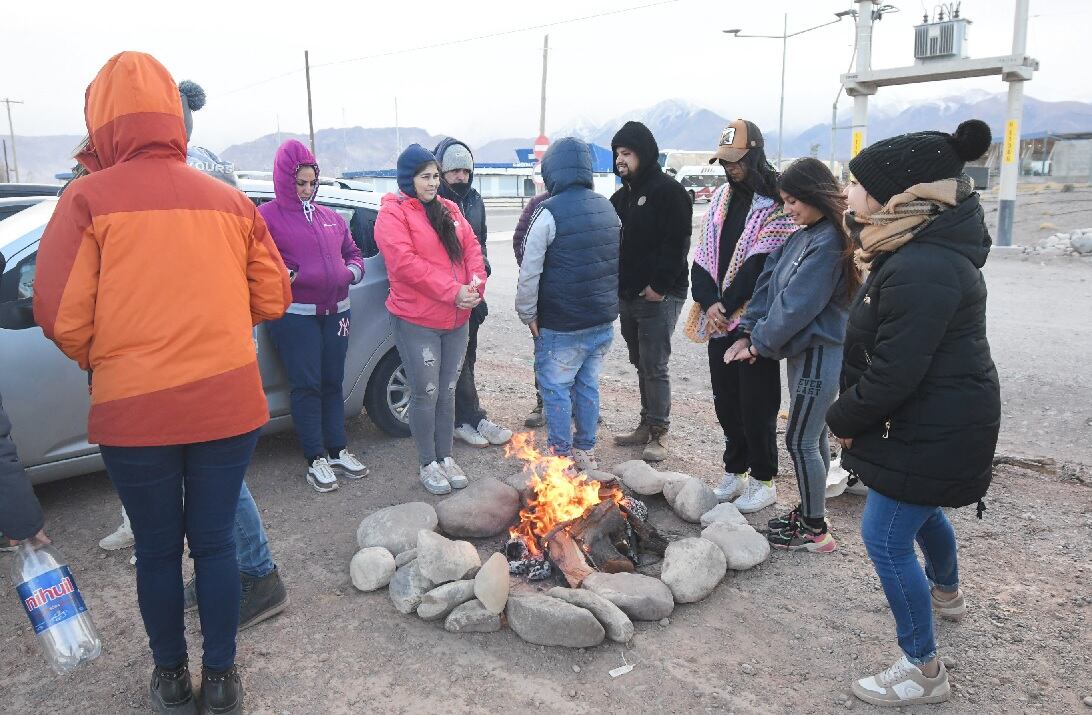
[[267, 311, 350, 462], [101, 430, 259, 671], [235, 482, 273, 578], [861, 489, 961, 665], [534, 323, 613, 455]]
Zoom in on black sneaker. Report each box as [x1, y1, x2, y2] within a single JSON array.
[[199, 665, 243, 715], [183, 578, 198, 612], [767, 506, 801, 533], [149, 661, 197, 714], [238, 566, 288, 631], [766, 520, 838, 553]]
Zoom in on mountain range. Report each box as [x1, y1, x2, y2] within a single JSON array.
[[7, 92, 1092, 183]]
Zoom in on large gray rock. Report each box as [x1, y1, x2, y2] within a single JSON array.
[[701, 523, 771, 571], [445, 599, 502, 633], [700, 502, 749, 529], [673, 478, 718, 523], [1072, 231, 1092, 255], [436, 478, 520, 538], [586, 469, 618, 484], [388, 561, 434, 615], [349, 547, 396, 592], [356, 502, 437, 555], [548, 587, 634, 643], [394, 548, 418, 568], [416, 530, 481, 585], [662, 476, 690, 507], [506, 595, 605, 648], [581, 572, 674, 621], [660, 537, 727, 603], [474, 552, 510, 614], [506, 469, 535, 502], [609, 461, 660, 495], [416, 579, 476, 621]]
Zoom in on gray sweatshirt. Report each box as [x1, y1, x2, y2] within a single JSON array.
[[740, 218, 849, 360]]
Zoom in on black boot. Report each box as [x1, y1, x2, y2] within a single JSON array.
[[238, 566, 288, 631], [149, 661, 197, 714], [200, 665, 244, 715]]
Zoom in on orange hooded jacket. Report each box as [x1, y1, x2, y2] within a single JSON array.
[[33, 52, 292, 447]]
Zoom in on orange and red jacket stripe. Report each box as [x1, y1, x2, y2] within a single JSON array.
[[33, 52, 292, 447]]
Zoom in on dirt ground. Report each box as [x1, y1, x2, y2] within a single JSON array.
[[3, 198, 1091, 714]]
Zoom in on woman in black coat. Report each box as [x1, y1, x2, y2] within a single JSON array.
[[826, 120, 1000, 708]]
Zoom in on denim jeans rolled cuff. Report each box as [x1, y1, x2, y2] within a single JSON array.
[[534, 323, 614, 455], [235, 481, 274, 579], [861, 489, 960, 666]]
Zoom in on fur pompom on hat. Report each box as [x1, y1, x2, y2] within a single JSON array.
[[177, 80, 206, 141]]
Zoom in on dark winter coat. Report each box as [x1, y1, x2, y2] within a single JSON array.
[[435, 137, 490, 323], [826, 195, 1001, 509], [609, 122, 692, 299], [513, 192, 550, 266], [0, 391, 44, 541]]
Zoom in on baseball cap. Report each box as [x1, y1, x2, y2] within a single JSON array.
[[709, 119, 764, 164]]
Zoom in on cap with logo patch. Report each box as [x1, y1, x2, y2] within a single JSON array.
[[709, 119, 764, 164]]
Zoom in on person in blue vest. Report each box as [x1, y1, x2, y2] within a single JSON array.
[[515, 138, 620, 473]]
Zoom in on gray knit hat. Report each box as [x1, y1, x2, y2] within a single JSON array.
[[440, 143, 474, 173], [177, 80, 206, 141]]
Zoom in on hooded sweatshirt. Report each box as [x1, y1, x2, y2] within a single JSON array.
[[609, 121, 692, 299], [34, 51, 292, 447], [258, 140, 364, 316], [434, 137, 488, 267]]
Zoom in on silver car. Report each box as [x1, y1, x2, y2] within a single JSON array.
[[0, 180, 411, 485]]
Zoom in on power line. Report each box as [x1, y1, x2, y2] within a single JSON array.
[[224, 0, 681, 96]]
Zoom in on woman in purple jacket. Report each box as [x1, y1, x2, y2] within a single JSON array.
[[260, 140, 368, 493]]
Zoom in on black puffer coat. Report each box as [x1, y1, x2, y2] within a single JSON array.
[[826, 195, 1000, 509]]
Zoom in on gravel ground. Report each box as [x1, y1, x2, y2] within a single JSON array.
[[2, 205, 1090, 714]]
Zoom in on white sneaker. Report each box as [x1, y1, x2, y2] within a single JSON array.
[[328, 449, 369, 479], [713, 472, 745, 502], [476, 419, 513, 446], [454, 423, 489, 447], [571, 448, 599, 474], [733, 477, 777, 513], [440, 457, 469, 489], [99, 512, 135, 551], [420, 462, 452, 495], [307, 457, 340, 493], [852, 655, 950, 707]]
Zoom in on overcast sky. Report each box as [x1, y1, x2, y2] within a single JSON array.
[[5, 0, 1087, 152]]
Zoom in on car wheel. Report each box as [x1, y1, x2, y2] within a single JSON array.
[[364, 350, 411, 438]]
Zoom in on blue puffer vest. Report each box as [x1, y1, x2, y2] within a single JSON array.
[[537, 138, 620, 331]]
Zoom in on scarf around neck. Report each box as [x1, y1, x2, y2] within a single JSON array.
[[846, 174, 973, 268]]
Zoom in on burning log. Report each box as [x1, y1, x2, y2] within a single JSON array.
[[545, 529, 594, 588]]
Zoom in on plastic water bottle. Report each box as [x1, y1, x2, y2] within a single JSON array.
[[11, 536, 102, 674]]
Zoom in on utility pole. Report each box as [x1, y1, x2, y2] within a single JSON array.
[[2, 98, 23, 183], [304, 51, 316, 157], [539, 35, 549, 137], [777, 14, 787, 170], [997, 0, 1029, 247], [2, 139, 10, 183], [850, 2, 874, 160]]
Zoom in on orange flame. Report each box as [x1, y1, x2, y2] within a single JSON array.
[[504, 432, 623, 558]]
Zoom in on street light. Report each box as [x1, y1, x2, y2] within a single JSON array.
[[723, 11, 853, 170]]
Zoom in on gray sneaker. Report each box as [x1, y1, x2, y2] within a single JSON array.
[[440, 457, 469, 489], [852, 656, 950, 707], [419, 462, 452, 495], [931, 587, 966, 621]]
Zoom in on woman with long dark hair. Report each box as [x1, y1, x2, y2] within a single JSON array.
[[375, 144, 486, 495], [724, 157, 861, 551], [687, 120, 796, 513]]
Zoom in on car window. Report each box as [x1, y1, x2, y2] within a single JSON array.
[[0, 225, 45, 302]]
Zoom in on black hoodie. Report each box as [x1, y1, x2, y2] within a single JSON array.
[[609, 121, 692, 299], [827, 195, 1000, 510]]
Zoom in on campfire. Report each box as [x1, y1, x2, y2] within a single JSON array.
[[503, 433, 666, 587]]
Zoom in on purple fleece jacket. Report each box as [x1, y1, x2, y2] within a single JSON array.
[[258, 140, 363, 315]]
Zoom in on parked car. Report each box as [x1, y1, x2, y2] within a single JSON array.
[[674, 165, 727, 204], [0, 183, 62, 199], [0, 180, 410, 485], [0, 196, 54, 222]]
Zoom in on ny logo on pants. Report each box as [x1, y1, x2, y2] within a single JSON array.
[[338, 318, 350, 337]]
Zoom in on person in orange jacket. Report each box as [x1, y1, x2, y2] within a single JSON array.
[[33, 51, 291, 715], [374, 143, 486, 496]]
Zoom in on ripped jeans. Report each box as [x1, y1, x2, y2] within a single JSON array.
[[393, 317, 469, 466]]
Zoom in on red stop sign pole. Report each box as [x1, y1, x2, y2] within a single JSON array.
[[533, 134, 550, 162]]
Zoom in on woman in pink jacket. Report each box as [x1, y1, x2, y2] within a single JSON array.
[[375, 144, 487, 495]]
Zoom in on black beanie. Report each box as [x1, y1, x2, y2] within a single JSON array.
[[611, 121, 660, 177], [849, 119, 992, 206]]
